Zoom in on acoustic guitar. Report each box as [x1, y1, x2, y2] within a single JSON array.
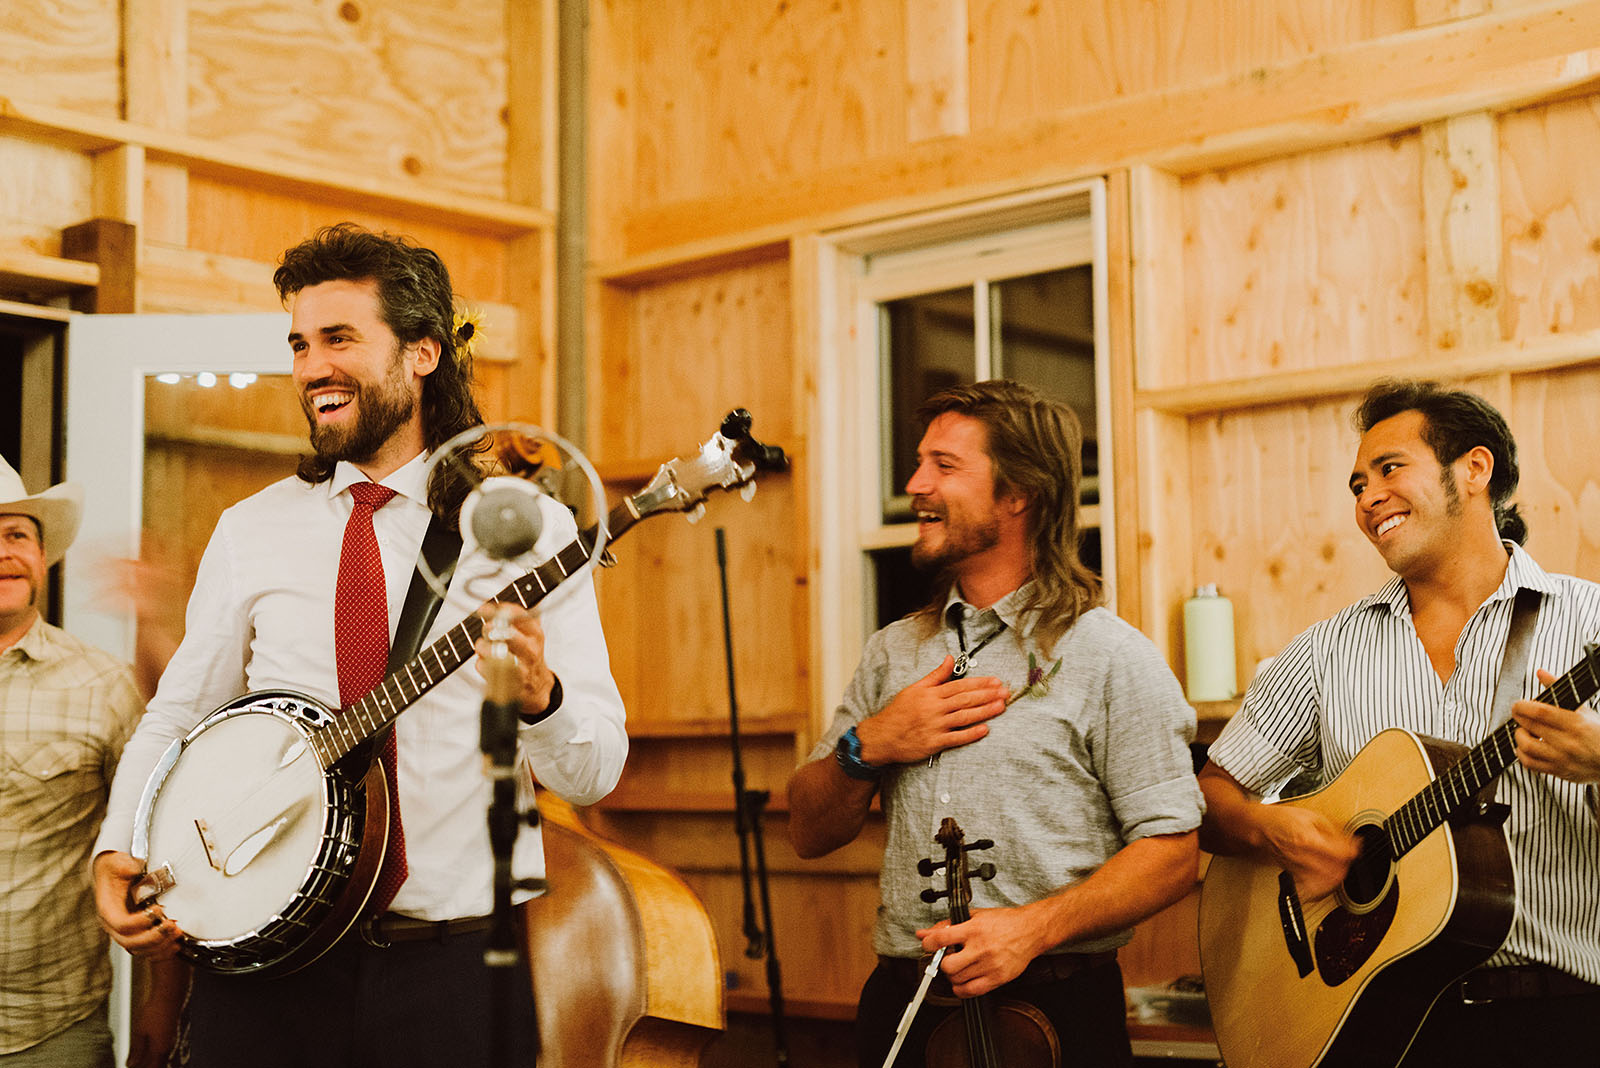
[[127, 411, 786, 975], [1198, 643, 1600, 1068]]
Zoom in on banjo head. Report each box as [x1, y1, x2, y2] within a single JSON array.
[[135, 691, 358, 951]]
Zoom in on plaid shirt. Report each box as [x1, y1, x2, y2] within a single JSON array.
[[0, 618, 142, 1052]]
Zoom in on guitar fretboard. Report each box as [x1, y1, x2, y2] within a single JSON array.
[[1385, 647, 1600, 857]]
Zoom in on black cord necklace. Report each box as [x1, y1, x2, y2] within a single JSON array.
[[951, 610, 1008, 678]]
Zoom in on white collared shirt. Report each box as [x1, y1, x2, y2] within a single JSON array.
[[97, 452, 628, 920]]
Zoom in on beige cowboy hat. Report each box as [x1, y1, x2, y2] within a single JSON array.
[[0, 457, 83, 566]]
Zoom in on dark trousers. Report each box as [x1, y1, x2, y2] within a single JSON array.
[[184, 926, 538, 1068], [1396, 984, 1600, 1068], [853, 956, 1133, 1068]]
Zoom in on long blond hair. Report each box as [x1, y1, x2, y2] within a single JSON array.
[[911, 380, 1101, 650]]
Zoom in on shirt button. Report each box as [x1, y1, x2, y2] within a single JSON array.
[[940, 792, 950, 804]]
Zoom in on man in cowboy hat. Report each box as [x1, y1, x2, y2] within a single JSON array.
[[0, 458, 183, 1068]]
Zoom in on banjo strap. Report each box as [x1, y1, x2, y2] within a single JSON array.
[[387, 512, 463, 676]]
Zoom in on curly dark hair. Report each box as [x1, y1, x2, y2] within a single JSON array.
[[1353, 378, 1525, 545], [274, 223, 486, 523], [911, 379, 1102, 650]]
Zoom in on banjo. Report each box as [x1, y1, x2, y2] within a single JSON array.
[[128, 412, 786, 975]]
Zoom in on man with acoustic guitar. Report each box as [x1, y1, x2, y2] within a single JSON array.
[[90, 224, 628, 1068], [1199, 379, 1600, 1067], [788, 380, 1205, 1068]]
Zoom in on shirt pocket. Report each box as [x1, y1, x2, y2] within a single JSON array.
[[1, 738, 101, 829]]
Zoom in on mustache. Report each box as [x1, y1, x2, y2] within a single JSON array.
[[300, 374, 362, 397]]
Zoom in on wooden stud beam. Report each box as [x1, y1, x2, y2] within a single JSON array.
[[608, 0, 1600, 265], [62, 218, 137, 313]]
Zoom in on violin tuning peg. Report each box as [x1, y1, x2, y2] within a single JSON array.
[[967, 838, 995, 853], [916, 858, 940, 876], [973, 862, 997, 882], [920, 888, 947, 904]]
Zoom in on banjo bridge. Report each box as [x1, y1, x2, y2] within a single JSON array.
[[195, 818, 221, 871]]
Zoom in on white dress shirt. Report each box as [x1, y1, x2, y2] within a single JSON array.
[[97, 451, 628, 921]]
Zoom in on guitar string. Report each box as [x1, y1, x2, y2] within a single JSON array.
[[1353, 656, 1597, 870]]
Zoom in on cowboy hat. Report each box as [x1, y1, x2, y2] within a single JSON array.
[[0, 457, 83, 566]]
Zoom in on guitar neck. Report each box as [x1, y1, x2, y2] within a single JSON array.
[[312, 527, 601, 767], [1387, 646, 1600, 856]]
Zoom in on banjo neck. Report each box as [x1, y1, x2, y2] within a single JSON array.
[[308, 527, 598, 769], [306, 409, 786, 770]]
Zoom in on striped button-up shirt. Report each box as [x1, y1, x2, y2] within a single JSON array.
[[1208, 542, 1600, 982], [0, 618, 142, 1052]]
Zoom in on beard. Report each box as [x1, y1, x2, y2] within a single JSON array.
[[300, 346, 419, 464], [909, 501, 1002, 573]]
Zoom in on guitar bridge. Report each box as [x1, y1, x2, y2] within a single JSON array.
[[1277, 870, 1314, 978]]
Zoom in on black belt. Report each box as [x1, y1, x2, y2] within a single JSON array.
[[1456, 964, 1600, 1004], [359, 912, 493, 948], [878, 949, 1116, 991]]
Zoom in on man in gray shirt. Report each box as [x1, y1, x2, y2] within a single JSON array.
[[788, 380, 1204, 1068]]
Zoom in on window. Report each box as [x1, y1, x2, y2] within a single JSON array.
[[815, 182, 1113, 707]]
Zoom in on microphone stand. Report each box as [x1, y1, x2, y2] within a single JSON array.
[[714, 527, 791, 1067], [481, 604, 543, 1068]]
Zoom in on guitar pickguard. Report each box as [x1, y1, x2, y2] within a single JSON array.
[[1313, 875, 1400, 985]]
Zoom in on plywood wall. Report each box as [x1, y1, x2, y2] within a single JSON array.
[[186, 0, 510, 199], [596, 0, 1422, 258], [0, 0, 121, 116], [1180, 135, 1428, 382], [588, 0, 1600, 1027], [1162, 96, 1600, 682]]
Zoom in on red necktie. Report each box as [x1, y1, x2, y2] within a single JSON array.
[[335, 481, 406, 913]]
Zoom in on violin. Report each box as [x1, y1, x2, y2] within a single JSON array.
[[918, 818, 1061, 1068]]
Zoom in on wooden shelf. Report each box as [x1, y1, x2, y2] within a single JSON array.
[[0, 249, 99, 295], [1136, 329, 1600, 416], [0, 297, 72, 322], [727, 990, 855, 1021], [1127, 1021, 1219, 1061], [587, 789, 792, 814], [627, 714, 804, 739], [0, 95, 549, 237], [145, 426, 306, 457], [1193, 699, 1240, 721]]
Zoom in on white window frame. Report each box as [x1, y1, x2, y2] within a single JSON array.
[[810, 180, 1114, 734]]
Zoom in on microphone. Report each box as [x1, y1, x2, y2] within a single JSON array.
[[467, 476, 544, 560]]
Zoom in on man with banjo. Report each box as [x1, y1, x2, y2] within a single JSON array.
[[787, 380, 1204, 1068], [92, 223, 628, 1068]]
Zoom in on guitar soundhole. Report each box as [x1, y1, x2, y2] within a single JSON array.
[[1341, 823, 1391, 910]]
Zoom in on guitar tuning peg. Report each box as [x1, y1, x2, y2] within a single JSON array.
[[973, 862, 997, 882], [740, 482, 756, 502], [684, 502, 706, 525]]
